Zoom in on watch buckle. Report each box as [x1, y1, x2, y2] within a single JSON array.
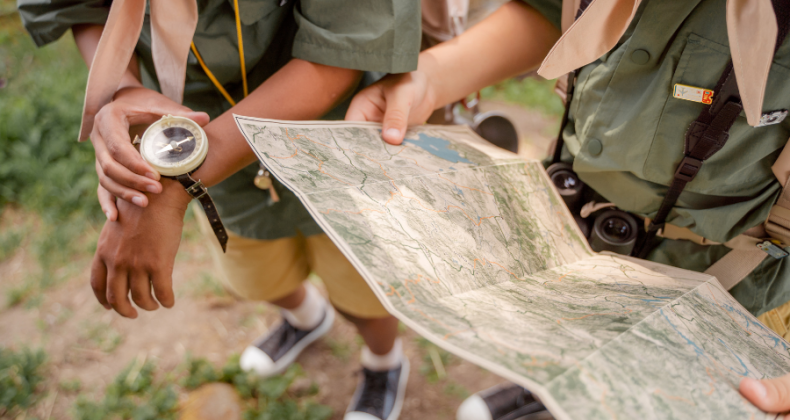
[[185, 180, 208, 199]]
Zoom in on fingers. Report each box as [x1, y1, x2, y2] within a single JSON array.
[[97, 185, 118, 222], [96, 159, 149, 208], [90, 256, 111, 310], [93, 126, 161, 191], [94, 106, 161, 181], [129, 270, 159, 311], [740, 376, 790, 412], [150, 267, 175, 308], [346, 88, 385, 123], [381, 86, 413, 145], [106, 266, 138, 318]]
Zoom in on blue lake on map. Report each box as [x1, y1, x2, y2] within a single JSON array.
[[403, 133, 474, 164]]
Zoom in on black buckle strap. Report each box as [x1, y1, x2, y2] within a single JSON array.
[[176, 173, 228, 253], [185, 179, 208, 199], [674, 156, 703, 182]]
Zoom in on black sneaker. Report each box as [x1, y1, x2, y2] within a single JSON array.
[[345, 358, 410, 420], [456, 383, 551, 420], [239, 307, 334, 377]]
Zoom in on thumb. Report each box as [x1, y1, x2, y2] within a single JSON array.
[[185, 111, 210, 127], [740, 376, 790, 412], [381, 88, 412, 145]]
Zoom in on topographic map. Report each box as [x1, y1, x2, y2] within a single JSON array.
[[235, 116, 790, 420]]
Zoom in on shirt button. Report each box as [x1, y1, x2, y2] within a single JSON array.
[[631, 49, 651, 65], [587, 138, 603, 156]]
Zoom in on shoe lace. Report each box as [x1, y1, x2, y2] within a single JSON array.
[[356, 369, 390, 411]]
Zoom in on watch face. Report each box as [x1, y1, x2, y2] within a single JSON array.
[[140, 116, 208, 176]]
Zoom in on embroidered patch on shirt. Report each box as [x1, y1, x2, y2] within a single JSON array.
[[757, 110, 788, 127], [672, 84, 714, 104]]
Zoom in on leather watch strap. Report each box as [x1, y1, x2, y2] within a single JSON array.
[[175, 173, 228, 252]]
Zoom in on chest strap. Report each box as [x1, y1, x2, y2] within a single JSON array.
[[635, 0, 790, 259]]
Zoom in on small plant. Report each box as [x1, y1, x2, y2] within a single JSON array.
[[187, 271, 227, 298], [181, 355, 333, 420], [443, 382, 469, 399], [72, 355, 179, 420], [59, 378, 82, 393], [80, 321, 123, 353], [0, 222, 25, 261], [0, 347, 47, 417], [325, 338, 352, 362]]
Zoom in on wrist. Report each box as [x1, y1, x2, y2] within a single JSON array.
[[155, 177, 193, 210], [416, 57, 444, 110]]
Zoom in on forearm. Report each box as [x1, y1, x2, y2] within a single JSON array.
[[420, 1, 560, 108], [72, 24, 142, 89], [193, 58, 362, 187]]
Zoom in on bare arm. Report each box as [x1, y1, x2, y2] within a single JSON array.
[[192, 59, 361, 187], [72, 24, 142, 90], [424, 2, 558, 107], [346, 1, 560, 143], [93, 60, 361, 318]]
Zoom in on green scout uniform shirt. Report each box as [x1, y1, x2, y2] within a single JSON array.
[[524, 0, 790, 316], [18, 0, 421, 240]]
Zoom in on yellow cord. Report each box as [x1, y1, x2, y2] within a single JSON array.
[[190, 42, 237, 106], [232, 0, 248, 98], [190, 1, 249, 106]]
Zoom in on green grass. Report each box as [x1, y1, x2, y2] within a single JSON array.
[[181, 355, 333, 420], [72, 356, 180, 420], [480, 77, 565, 117], [0, 347, 47, 417], [0, 11, 104, 306]]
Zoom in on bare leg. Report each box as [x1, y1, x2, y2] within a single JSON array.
[[338, 310, 399, 355], [271, 283, 306, 309]]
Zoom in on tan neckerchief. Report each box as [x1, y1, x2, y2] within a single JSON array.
[[78, 0, 197, 141], [79, 0, 781, 141], [538, 0, 780, 127]]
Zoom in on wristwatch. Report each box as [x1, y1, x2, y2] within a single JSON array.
[[137, 115, 228, 252]]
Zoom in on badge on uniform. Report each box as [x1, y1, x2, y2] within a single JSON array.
[[757, 109, 788, 127], [757, 240, 789, 259], [673, 84, 714, 104]]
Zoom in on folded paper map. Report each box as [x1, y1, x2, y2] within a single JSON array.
[[234, 116, 790, 420]]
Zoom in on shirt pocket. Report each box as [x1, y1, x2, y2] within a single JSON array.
[[644, 33, 789, 197]]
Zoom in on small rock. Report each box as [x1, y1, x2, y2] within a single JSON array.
[[179, 383, 242, 420]]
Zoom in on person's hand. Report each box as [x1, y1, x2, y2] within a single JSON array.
[[345, 71, 437, 145], [740, 374, 790, 413], [90, 178, 191, 318], [91, 86, 209, 216]]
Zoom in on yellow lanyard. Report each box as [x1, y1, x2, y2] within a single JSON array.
[[189, 0, 248, 106]]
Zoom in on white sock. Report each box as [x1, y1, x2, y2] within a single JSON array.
[[282, 282, 327, 330], [360, 338, 403, 371]]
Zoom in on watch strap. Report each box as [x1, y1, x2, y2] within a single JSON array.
[[175, 173, 228, 252]]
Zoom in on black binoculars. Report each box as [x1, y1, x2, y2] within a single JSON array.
[[546, 163, 639, 256]]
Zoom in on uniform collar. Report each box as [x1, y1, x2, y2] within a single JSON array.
[[79, 0, 197, 141], [538, 0, 780, 127]]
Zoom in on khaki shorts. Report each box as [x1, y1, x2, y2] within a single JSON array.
[[194, 206, 389, 319], [758, 301, 790, 341]]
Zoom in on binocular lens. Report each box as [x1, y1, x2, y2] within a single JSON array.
[[601, 217, 632, 242], [590, 209, 638, 255], [546, 163, 585, 211], [554, 172, 579, 191]]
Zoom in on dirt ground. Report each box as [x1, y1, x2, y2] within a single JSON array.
[[0, 101, 556, 420]]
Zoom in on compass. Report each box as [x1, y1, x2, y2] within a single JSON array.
[[139, 115, 208, 176]]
